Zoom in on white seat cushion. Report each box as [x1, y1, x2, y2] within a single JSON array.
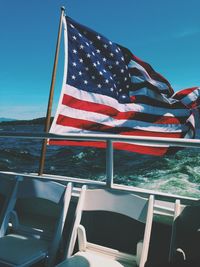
[[56, 251, 135, 267], [0, 234, 49, 265]]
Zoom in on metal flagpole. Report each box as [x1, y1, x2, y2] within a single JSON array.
[[38, 6, 65, 176]]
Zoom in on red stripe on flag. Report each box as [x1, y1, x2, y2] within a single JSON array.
[[62, 94, 121, 117], [57, 114, 112, 132], [121, 131, 182, 138], [173, 87, 198, 100], [48, 140, 169, 156], [48, 129, 182, 156]]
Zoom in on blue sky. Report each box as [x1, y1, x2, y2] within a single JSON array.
[[0, 0, 200, 120]]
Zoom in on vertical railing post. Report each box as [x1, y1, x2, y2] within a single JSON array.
[[106, 140, 114, 188]]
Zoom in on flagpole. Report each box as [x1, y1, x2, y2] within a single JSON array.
[[38, 6, 65, 176]]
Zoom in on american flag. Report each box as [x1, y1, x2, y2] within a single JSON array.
[[49, 16, 200, 156]]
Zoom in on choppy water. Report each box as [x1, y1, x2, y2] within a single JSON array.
[[0, 124, 200, 198]]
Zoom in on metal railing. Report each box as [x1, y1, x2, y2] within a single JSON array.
[[0, 131, 200, 204]]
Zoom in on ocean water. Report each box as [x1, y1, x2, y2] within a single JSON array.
[[0, 124, 200, 198]]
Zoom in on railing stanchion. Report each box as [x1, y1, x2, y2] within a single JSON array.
[[106, 140, 113, 188]]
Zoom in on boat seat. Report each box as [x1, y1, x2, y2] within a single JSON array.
[[0, 173, 19, 237], [0, 177, 72, 267], [0, 233, 49, 265], [57, 251, 137, 267], [56, 186, 154, 267], [169, 199, 200, 265]]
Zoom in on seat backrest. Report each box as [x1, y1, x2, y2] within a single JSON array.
[[68, 186, 154, 267], [13, 178, 71, 237], [0, 173, 19, 237], [169, 200, 200, 264], [82, 188, 151, 222], [12, 177, 72, 266]]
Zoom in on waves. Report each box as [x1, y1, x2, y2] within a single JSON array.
[[115, 150, 200, 198], [0, 124, 200, 198]]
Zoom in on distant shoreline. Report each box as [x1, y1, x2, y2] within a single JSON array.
[[0, 117, 53, 126]]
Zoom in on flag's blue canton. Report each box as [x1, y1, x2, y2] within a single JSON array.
[[67, 17, 132, 103]]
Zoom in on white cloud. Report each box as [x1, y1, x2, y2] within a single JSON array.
[[175, 28, 200, 39]]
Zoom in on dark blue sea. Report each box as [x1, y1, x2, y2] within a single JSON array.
[[0, 124, 200, 198]]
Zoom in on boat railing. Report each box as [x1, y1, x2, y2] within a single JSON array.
[[0, 131, 199, 207]]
